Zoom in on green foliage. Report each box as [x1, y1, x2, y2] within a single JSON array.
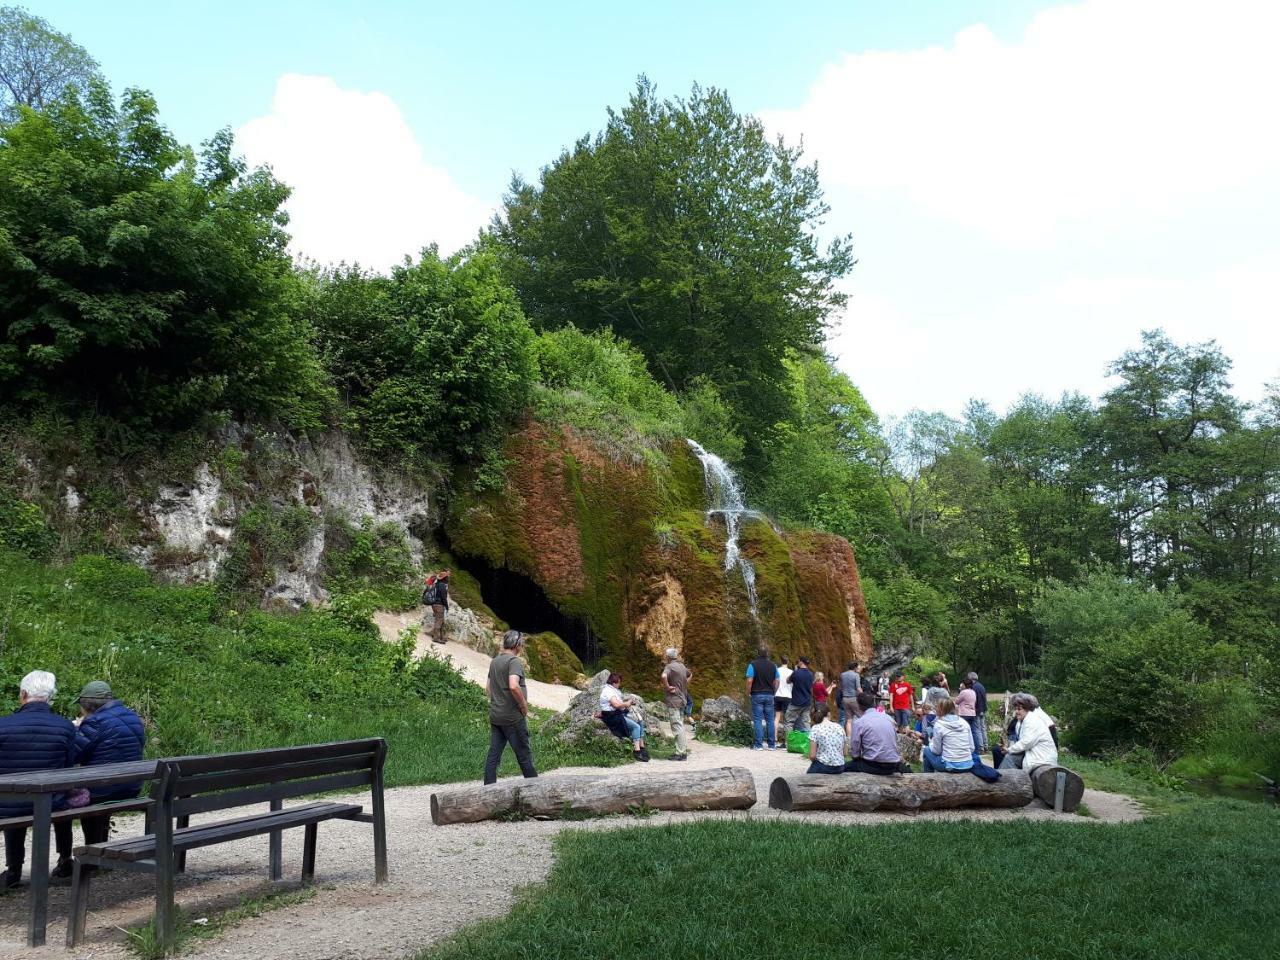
[[320, 515, 418, 609], [523, 631, 584, 683], [421, 801, 1280, 960], [495, 77, 852, 462], [0, 487, 55, 557], [308, 247, 535, 470], [217, 504, 317, 596], [0, 85, 333, 428], [126, 887, 317, 959], [0, 5, 101, 120]]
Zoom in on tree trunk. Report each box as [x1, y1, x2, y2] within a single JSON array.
[[1027, 765, 1086, 813], [430, 766, 757, 825], [768, 771, 1035, 813]]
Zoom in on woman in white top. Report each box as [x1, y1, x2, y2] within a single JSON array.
[[920, 697, 975, 773], [598, 673, 649, 761], [806, 700, 849, 774], [775, 657, 794, 734], [1000, 693, 1058, 769]]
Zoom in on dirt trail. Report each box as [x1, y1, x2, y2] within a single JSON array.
[[373, 608, 576, 711]]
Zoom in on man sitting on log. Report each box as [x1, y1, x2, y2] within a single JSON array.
[[846, 692, 903, 775]]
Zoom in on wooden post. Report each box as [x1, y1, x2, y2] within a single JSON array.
[[371, 740, 388, 882], [66, 859, 92, 947], [268, 798, 283, 881], [26, 793, 52, 947]]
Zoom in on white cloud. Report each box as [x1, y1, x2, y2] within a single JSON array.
[[768, 0, 1280, 416], [237, 75, 491, 271]]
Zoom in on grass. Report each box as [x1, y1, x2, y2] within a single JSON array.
[[0, 549, 618, 787], [419, 764, 1278, 960], [126, 886, 318, 958]]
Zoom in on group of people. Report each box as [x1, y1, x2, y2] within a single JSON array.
[[0, 671, 145, 890], [483, 632, 695, 782]]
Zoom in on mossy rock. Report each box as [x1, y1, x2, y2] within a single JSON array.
[[523, 631, 584, 684]]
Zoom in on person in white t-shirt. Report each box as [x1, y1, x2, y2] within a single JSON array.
[[775, 657, 794, 735]]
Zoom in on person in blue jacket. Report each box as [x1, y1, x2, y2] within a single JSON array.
[[0, 671, 76, 891], [48, 680, 147, 881]]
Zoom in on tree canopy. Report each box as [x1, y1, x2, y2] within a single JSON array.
[[0, 5, 100, 120]]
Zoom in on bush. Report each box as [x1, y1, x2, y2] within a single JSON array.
[[0, 490, 56, 558]]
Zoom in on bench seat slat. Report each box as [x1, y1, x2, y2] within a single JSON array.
[[78, 801, 363, 862], [177, 755, 375, 795], [170, 740, 383, 777], [0, 798, 151, 831], [174, 770, 372, 817]]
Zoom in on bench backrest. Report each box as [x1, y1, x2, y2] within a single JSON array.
[[156, 738, 387, 818]]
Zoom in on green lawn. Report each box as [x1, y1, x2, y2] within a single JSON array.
[[421, 778, 1279, 960]]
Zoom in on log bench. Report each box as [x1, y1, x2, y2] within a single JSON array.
[[431, 765, 756, 824], [769, 765, 1085, 814], [66, 738, 388, 951]]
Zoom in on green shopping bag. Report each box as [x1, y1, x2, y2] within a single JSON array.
[[786, 729, 810, 754]]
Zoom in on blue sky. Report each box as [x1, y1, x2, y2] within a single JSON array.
[[30, 0, 1280, 419]]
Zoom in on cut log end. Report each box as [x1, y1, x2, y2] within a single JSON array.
[[768, 777, 795, 812]]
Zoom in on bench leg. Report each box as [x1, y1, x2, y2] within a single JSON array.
[[175, 815, 189, 874], [66, 859, 92, 947], [301, 824, 317, 884], [156, 848, 177, 951], [269, 799, 283, 881], [372, 785, 388, 884], [27, 794, 52, 947]]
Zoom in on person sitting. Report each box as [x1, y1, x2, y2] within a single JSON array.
[[0, 671, 76, 891], [999, 693, 1058, 770], [846, 692, 903, 775], [49, 680, 146, 881], [919, 697, 975, 773], [806, 700, 848, 774], [598, 673, 649, 762]]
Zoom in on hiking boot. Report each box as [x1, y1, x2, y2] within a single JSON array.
[[49, 859, 74, 885], [640, 746, 651, 761], [633, 750, 649, 762], [2, 867, 23, 892], [667, 753, 688, 761]]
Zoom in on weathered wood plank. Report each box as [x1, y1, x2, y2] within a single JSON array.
[[430, 766, 757, 825]]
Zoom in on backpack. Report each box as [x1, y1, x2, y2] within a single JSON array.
[[421, 580, 441, 606]]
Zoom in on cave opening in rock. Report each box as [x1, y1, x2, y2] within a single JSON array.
[[447, 547, 603, 665]]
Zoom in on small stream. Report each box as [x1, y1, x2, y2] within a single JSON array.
[[1182, 779, 1277, 804]]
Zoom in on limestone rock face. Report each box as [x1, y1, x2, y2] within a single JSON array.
[[448, 421, 875, 699], [697, 695, 750, 740]]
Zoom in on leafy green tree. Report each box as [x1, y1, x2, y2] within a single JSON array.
[[0, 84, 332, 427], [308, 247, 534, 469], [0, 6, 100, 120], [494, 78, 852, 464]]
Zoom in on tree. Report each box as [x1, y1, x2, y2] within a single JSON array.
[[0, 6, 100, 120], [0, 84, 332, 427], [494, 78, 853, 465]]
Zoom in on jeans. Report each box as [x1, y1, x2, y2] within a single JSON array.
[[483, 719, 538, 785], [806, 760, 845, 775], [623, 715, 644, 744], [750, 693, 776, 748], [922, 748, 973, 773], [998, 753, 1025, 770], [670, 712, 687, 754], [785, 703, 811, 732], [893, 708, 911, 728], [974, 713, 988, 751]]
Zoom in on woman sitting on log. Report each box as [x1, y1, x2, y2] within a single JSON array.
[[599, 673, 649, 762], [998, 693, 1058, 770], [919, 697, 975, 774], [806, 700, 849, 774]]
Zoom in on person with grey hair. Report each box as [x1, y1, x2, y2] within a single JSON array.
[[966, 671, 989, 752], [0, 671, 76, 891], [483, 631, 538, 785], [660, 647, 691, 761], [998, 693, 1059, 769]]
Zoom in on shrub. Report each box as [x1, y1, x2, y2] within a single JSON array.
[[0, 490, 56, 558]]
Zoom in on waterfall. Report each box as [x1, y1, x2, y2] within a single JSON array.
[[686, 439, 761, 616]]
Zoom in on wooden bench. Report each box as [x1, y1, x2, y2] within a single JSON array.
[[0, 796, 152, 834], [66, 738, 388, 950]]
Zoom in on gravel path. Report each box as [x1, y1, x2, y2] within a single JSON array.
[[0, 736, 1143, 960]]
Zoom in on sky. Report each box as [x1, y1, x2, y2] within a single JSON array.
[[31, 0, 1280, 420]]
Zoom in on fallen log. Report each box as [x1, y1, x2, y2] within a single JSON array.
[[769, 771, 1035, 813], [1028, 765, 1086, 813], [430, 765, 757, 825]]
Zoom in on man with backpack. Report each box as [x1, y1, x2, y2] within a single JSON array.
[[422, 570, 451, 644]]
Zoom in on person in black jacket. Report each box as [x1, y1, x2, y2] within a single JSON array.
[[0, 671, 76, 891], [48, 681, 147, 881], [422, 570, 451, 645]]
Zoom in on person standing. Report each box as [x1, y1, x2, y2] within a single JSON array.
[[744, 648, 780, 750], [812, 671, 828, 724], [889, 672, 914, 732], [423, 570, 451, 645], [483, 631, 538, 785], [49, 681, 146, 881], [660, 648, 692, 761], [955, 678, 980, 751], [966, 671, 989, 752], [839, 662, 862, 739], [775, 657, 793, 735], [786, 657, 814, 733], [0, 671, 76, 890]]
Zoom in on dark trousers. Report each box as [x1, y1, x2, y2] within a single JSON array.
[[483, 719, 538, 785], [845, 757, 901, 776], [2, 817, 105, 871]]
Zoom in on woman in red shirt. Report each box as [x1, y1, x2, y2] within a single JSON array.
[[812, 671, 829, 724]]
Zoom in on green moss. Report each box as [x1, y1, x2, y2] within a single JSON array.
[[524, 631, 584, 683]]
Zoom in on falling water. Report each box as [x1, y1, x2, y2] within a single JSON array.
[[686, 439, 761, 616]]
